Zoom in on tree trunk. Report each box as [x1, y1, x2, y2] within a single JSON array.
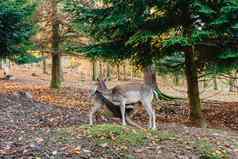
[[60, 61, 64, 82], [116, 64, 120, 80], [50, 0, 62, 89], [0, 58, 3, 70], [235, 72, 238, 92], [41, 52, 47, 74], [0, 59, 5, 75], [229, 71, 238, 92], [99, 61, 103, 79], [43, 60, 47, 74], [213, 77, 218, 90], [174, 72, 179, 86], [92, 60, 97, 81], [51, 53, 62, 88], [130, 66, 134, 80], [185, 49, 204, 126], [229, 78, 235, 92], [203, 78, 208, 88], [123, 63, 126, 80], [143, 64, 177, 100], [143, 64, 158, 89], [106, 63, 111, 80]]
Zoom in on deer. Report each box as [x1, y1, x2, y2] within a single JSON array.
[[89, 79, 156, 129], [89, 79, 143, 129]]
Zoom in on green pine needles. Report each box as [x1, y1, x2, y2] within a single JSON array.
[[0, 0, 36, 59]]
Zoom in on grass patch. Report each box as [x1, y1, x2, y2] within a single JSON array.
[[86, 124, 147, 146], [157, 131, 176, 141], [48, 126, 87, 145], [195, 140, 228, 159], [148, 130, 177, 143], [51, 127, 76, 144]]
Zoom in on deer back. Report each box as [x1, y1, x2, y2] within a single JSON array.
[[111, 83, 153, 103]]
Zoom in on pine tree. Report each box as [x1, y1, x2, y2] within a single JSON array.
[[49, 0, 62, 89], [64, 0, 238, 125], [0, 0, 36, 59], [64, 0, 175, 99], [158, 0, 238, 125], [35, 0, 79, 88]]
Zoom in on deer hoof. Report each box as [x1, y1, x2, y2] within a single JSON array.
[[122, 122, 127, 126]]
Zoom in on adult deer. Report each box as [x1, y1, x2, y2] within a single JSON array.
[[89, 80, 156, 129]]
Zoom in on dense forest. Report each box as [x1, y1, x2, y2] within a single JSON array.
[[0, 0, 238, 158]]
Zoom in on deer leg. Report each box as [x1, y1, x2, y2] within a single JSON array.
[[142, 100, 152, 128], [126, 107, 144, 129], [152, 108, 156, 129], [142, 99, 156, 129], [120, 100, 126, 126], [126, 115, 144, 129], [89, 102, 102, 125]]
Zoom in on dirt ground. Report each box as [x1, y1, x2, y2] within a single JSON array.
[[0, 66, 238, 158]]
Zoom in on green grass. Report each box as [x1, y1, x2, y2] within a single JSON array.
[[31, 125, 233, 159], [51, 127, 76, 144], [87, 124, 147, 146], [148, 129, 177, 143], [195, 139, 228, 159], [85, 124, 178, 147]]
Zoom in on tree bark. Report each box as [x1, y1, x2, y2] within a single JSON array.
[[203, 78, 208, 88], [43, 59, 47, 74], [143, 64, 158, 89], [213, 77, 218, 90], [235, 72, 238, 92], [50, 0, 62, 89], [99, 61, 103, 79], [106, 63, 111, 80], [229, 78, 235, 92], [174, 72, 179, 86], [41, 52, 47, 74], [92, 60, 97, 81], [130, 66, 134, 80], [0, 58, 3, 70], [143, 64, 177, 100], [116, 63, 120, 80], [229, 71, 238, 92], [51, 53, 62, 88], [185, 49, 203, 125], [60, 61, 64, 82], [123, 63, 126, 80]]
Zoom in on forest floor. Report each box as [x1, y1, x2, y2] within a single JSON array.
[[0, 66, 238, 158]]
